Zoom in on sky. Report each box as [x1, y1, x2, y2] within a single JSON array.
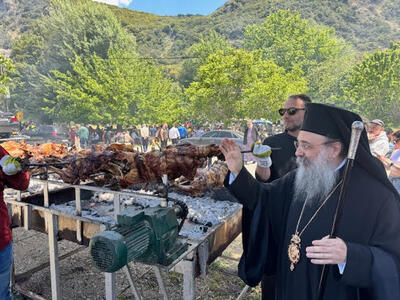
[[93, 0, 228, 16]]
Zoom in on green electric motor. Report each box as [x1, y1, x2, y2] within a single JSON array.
[[89, 206, 188, 273]]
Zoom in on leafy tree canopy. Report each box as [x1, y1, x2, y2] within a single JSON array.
[[244, 9, 346, 74], [0, 54, 14, 97], [44, 48, 186, 125], [178, 30, 233, 87], [10, 0, 136, 122], [185, 48, 307, 124], [341, 42, 400, 125]]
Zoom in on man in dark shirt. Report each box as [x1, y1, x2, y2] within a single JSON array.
[[255, 94, 311, 299], [256, 94, 311, 182]]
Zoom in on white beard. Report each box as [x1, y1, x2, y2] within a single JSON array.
[[294, 151, 339, 206]]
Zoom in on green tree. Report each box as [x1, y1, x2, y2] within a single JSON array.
[[185, 49, 307, 124], [0, 54, 14, 98], [307, 51, 361, 103], [44, 48, 186, 125], [244, 9, 346, 73], [244, 9, 354, 102], [178, 30, 233, 87], [341, 42, 400, 125], [11, 0, 136, 122]]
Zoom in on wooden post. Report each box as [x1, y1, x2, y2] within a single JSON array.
[[47, 212, 61, 299], [75, 188, 82, 243], [43, 182, 49, 207], [105, 272, 117, 300], [113, 194, 120, 220], [182, 259, 196, 300], [198, 240, 209, 278], [23, 205, 32, 230]]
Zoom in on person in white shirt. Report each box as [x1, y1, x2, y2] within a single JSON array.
[[169, 124, 180, 145], [140, 124, 150, 152], [368, 119, 389, 157]]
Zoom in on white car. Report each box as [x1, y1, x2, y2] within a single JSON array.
[[178, 130, 244, 149]]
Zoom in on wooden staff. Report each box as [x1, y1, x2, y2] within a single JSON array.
[[316, 120, 364, 300]]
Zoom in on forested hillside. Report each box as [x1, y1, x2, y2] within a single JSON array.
[[111, 0, 400, 57], [1, 0, 399, 125], [1, 0, 400, 57]]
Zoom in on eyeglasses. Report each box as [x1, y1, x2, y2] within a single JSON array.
[[278, 107, 305, 116], [294, 140, 336, 151]]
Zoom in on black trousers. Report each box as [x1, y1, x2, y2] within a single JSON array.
[[142, 137, 148, 152], [262, 275, 276, 300]]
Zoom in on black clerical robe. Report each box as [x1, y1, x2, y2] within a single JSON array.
[[225, 164, 400, 300]]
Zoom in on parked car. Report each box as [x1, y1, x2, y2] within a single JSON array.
[[21, 125, 69, 143], [178, 130, 244, 149], [0, 111, 20, 138]]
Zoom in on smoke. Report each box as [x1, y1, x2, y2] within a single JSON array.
[[92, 0, 133, 7]]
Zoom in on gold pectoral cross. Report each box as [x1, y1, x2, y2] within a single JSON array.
[[288, 233, 301, 271]]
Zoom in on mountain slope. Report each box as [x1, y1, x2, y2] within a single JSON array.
[[108, 0, 400, 58], [1, 0, 399, 58]]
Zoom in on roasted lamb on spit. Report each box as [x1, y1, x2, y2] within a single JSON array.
[[50, 143, 222, 188], [0, 141, 224, 190], [173, 160, 229, 196]]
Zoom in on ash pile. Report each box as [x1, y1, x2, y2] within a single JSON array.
[[49, 189, 241, 240], [4, 179, 64, 199], [5, 176, 241, 240]]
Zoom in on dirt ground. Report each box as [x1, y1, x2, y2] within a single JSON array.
[[11, 163, 261, 300], [12, 229, 261, 300]]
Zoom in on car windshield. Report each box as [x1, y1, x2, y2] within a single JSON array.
[[201, 132, 216, 138]]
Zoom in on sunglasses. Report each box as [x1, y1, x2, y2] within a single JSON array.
[[278, 107, 305, 116]]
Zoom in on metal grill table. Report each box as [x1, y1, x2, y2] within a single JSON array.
[[5, 177, 242, 300]]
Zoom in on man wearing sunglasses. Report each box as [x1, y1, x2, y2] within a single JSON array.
[[252, 94, 311, 299], [256, 94, 311, 183]]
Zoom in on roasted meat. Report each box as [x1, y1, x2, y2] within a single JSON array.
[[1, 141, 224, 193], [119, 144, 221, 188], [173, 160, 229, 196], [1, 141, 68, 159]]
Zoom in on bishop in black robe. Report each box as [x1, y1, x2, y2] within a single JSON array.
[[223, 103, 400, 300], [226, 164, 400, 300]]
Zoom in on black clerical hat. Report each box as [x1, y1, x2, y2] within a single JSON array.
[[301, 103, 399, 199], [301, 103, 362, 142]]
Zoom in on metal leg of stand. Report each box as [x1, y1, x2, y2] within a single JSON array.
[[123, 265, 143, 300], [105, 272, 117, 300], [154, 266, 169, 300], [236, 285, 250, 300]]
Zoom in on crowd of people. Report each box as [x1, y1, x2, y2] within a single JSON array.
[[66, 122, 209, 151]]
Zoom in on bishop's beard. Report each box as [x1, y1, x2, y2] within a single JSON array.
[[294, 151, 339, 206]]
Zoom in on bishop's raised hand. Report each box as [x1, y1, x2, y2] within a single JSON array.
[[219, 138, 243, 175]]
